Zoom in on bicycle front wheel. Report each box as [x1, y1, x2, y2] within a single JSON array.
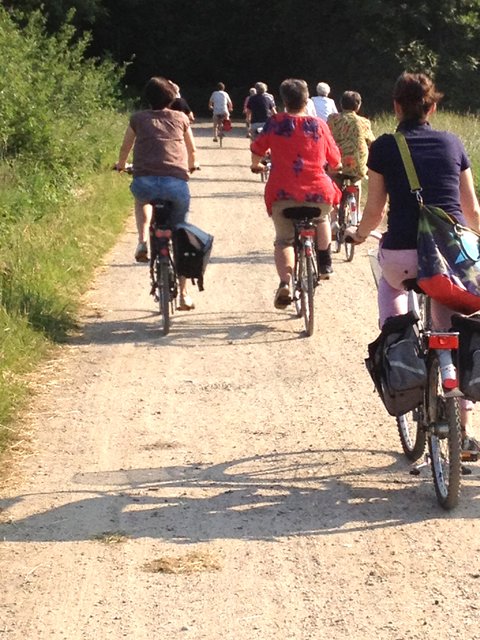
[[300, 249, 315, 336], [292, 248, 302, 318], [396, 409, 426, 461], [156, 260, 171, 336], [427, 355, 462, 510]]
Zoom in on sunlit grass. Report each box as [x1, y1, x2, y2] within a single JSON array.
[[0, 118, 131, 452]]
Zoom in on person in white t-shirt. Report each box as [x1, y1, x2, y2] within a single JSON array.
[[311, 82, 338, 121], [208, 82, 233, 141]]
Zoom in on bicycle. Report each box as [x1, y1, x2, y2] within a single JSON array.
[[333, 174, 359, 262], [366, 237, 464, 510], [215, 115, 231, 148], [284, 206, 320, 337], [114, 163, 200, 336], [148, 200, 178, 336]]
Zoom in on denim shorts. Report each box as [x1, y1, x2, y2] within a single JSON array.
[[130, 176, 190, 225]]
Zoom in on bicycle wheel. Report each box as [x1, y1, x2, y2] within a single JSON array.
[[396, 408, 426, 461], [156, 260, 171, 336], [344, 198, 356, 262], [300, 248, 315, 336], [292, 248, 302, 318], [333, 204, 345, 254], [427, 354, 462, 509]]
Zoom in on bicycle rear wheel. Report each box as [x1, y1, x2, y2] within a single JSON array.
[[344, 198, 356, 262], [427, 355, 462, 509], [300, 248, 315, 336], [156, 260, 171, 336], [396, 408, 426, 461]]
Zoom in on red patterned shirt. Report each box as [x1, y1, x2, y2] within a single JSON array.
[[251, 112, 342, 215]]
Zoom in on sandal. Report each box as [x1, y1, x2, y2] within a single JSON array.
[[461, 434, 480, 462], [178, 295, 195, 311], [274, 282, 291, 309]]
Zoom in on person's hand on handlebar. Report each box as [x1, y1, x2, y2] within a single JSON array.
[[344, 225, 368, 244], [113, 162, 133, 173], [251, 163, 266, 174], [344, 226, 383, 244]]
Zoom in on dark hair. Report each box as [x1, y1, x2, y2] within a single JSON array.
[[341, 91, 362, 111], [216, 82, 225, 91], [279, 78, 308, 112], [393, 72, 443, 121], [144, 76, 176, 109]]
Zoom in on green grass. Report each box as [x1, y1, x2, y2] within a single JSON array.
[[370, 110, 480, 186], [0, 152, 132, 453]]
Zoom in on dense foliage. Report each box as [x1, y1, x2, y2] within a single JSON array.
[[0, 6, 129, 444], [4, 0, 480, 115]]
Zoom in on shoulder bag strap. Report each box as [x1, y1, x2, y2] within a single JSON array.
[[393, 131, 423, 202]]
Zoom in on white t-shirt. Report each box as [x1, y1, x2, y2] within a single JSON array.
[[209, 90, 231, 115], [305, 98, 316, 117], [312, 95, 338, 121]]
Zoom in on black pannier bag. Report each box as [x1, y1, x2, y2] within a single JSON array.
[[173, 222, 214, 292], [365, 311, 427, 417], [451, 313, 480, 401]]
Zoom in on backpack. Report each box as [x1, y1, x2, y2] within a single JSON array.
[[451, 313, 480, 401], [173, 222, 214, 292], [365, 311, 427, 416]]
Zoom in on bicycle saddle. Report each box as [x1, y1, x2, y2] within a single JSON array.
[[283, 206, 321, 220]]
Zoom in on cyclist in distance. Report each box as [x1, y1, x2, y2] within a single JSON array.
[[169, 82, 195, 122], [208, 82, 233, 142], [347, 71, 480, 452], [115, 76, 198, 311], [246, 82, 277, 140], [327, 90, 375, 206], [311, 82, 338, 122], [250, 78, 342, 308]]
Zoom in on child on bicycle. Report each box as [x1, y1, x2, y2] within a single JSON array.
[[250, 78, 341, 308], [115, 76, 198, 310]]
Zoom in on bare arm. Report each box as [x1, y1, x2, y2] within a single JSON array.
[[353, 169, 388, 242], [460, 168, 480, 232], [116, 125, 135, 170], [184, 126, 198, 172]]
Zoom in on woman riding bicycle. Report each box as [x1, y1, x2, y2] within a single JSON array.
[[115, 76, 198, 310], [250, 78, 341, 309], [348, 71, 480, 452]]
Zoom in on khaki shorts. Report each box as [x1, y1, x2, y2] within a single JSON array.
[[271, 200, 333, 246]]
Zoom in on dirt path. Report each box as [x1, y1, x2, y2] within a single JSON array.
[[1, 122, 480, 640]]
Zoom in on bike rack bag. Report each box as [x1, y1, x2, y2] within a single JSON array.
[[366, 311, 427, 416], [451, 313, 480, 401], [173, 222, 214, 292]]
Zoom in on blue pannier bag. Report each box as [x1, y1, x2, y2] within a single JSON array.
[[173, 222, 214, 292]]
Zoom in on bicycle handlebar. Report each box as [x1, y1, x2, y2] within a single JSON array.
[[344, 227, 382, 243], [113, 163, 200, 175]]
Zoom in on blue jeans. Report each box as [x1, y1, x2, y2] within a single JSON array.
[[130, 176, 190, 226]]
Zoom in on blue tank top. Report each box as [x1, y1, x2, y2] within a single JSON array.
[[367, 120, 470, 249]]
